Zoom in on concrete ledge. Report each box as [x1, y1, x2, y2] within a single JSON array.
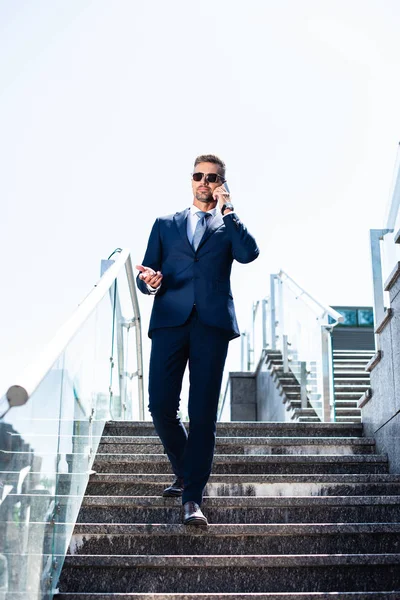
[[375, 308, 393, 334], [384, 262, 400, 291], [230, 372, 255, 378], [358, 387, 372, 409], [365, 351, 382, 373]]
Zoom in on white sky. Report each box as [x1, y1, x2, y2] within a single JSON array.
[[1, 0, 400, 397]]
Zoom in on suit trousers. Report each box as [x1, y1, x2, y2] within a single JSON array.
[[148, 307, 230, 505]]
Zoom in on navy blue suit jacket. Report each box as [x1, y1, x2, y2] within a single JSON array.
[[137, 208, 259, 340]]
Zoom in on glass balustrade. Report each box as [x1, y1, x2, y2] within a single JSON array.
[[246, 273, 340, 422], [380, 151, 400, 307], [0, 252, 142, 600], [273, 273, 338, 422]]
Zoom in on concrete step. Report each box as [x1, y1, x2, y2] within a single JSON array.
[[69, 522, 400, 556], [333, 350, 375, 354], [334, 359, 372, 364], [283, 399, 313, 409], [103, 422, 364, 438], [333, 370, 369, 376], [55, 592, 400, 600], [92, 454, 388, 475], [333, 367, 365, 379], [335, 385, 371, 392], [279, 383, 300, 388], [78, 495, 400, 524], [85, 473, 400, 497], [98, 436, 376, 455], [284, 392, 303, 399], [334, 379, 370, 386], [335, 392, 368, 399], [58, 553, 400, 593], [288, 400, 359, 411], [333, 355, 374, 361]]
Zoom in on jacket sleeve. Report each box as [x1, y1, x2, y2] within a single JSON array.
[[136, 219, 163, 295], [223, 213, 260, 264]]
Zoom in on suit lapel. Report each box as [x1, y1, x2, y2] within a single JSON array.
[[173, 208, 193, 252], [173, 208, 224, 253], [197, 212, 224, 251]]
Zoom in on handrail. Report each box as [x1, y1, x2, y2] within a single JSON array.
[[5, 249, 144, 416], [125, 256, 145, 419], [277, 270, 344, 324]]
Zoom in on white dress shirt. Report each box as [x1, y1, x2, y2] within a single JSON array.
[[146, 206, 235, 294], [186, 205, 218, 245]]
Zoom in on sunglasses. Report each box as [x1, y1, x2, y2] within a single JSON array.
[[192, 172, 225, 184]]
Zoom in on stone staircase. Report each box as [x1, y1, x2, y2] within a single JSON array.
[[57, 420, 400, 598], [265, 349, 373, 423], [333, 349, 374, 423]]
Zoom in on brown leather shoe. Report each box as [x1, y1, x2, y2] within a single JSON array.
[[183, 501, 208, 527], [162, 477, 184, 497]]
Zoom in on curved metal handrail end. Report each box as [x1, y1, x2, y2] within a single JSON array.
[[6, 385, 29, 408]]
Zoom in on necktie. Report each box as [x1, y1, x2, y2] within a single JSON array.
[[192, 211, 211, 251]]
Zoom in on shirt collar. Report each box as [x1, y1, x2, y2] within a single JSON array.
[[189, 205, 218, 217]]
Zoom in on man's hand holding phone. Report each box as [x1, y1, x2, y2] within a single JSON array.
[[136, 265, 163, 290], [213, 182, 234, 215]]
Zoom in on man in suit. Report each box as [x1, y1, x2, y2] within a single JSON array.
[[136, 154, 259, 527]]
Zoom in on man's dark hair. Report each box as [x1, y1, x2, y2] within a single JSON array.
[[194, 154, 226, 180]]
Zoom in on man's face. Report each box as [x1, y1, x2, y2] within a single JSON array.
[[192, 162, 224, 204]]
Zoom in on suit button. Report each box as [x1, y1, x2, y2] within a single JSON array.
[[194, 258, 199, 262]]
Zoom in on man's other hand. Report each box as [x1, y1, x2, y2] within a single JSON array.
[[136, 265, 163, 288]]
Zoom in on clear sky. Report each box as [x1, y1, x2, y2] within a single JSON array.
[[1, 0, 400, 397]]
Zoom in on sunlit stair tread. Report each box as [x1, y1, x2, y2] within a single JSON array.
[[88, 473, 399, 483], [68, 522, 400, 555], [71, 522, 400, 535], [54, 592, 400, 600], [98, 435, 374, 445], [61, 552, 400, 567]]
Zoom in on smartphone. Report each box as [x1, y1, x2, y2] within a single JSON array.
[[223, 181, 230, 194]]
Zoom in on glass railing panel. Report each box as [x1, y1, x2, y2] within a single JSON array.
[[52, 289, 116, 594], [0, 356, 64, 600], [277, 278, 332, 422], [0, 283, 116, 599], [113, 266, 142, 421], [382, 230, 400, 287]]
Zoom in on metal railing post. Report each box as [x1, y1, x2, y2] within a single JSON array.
[[300, 361, 308, 409], [277, 278, 284, 350], [282, 335, 289, 373], [321, 325, 333, 422], [125, 258, 145, 420], [262, 298, 268, 349], [240, 333, 246, 371], [270, 274, 277, 350]]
